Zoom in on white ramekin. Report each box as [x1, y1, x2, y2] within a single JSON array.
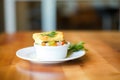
[[34, 42, 70, 61]]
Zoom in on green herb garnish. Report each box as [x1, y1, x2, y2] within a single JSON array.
[[47, 31, 57, 37], [41, 31, 57, 37], [67, 42, 87, 57]]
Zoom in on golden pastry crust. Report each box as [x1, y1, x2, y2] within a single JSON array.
[[33, 31, 64, 44]]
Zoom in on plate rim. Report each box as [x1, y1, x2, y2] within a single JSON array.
[[16, 46, 86, 63]]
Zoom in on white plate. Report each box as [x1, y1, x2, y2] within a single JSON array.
[[16, 47, 86, 64]]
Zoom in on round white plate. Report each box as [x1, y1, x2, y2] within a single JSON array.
[[16, 47, 86, 64]]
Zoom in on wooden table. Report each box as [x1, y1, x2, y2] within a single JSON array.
[[0, 30, 120, 80]]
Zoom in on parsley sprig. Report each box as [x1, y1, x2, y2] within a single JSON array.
[[47, 31, 57, 37], [41, 31, 57, 37], [67, 42, 87, 57]]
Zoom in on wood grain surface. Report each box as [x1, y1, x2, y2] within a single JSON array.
[[0, 30, 120, 80]]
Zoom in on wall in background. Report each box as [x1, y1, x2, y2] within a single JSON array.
[[0, 0, 4, 32], [0, 0, 119, 32]]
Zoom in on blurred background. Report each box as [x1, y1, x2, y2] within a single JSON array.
[[0, 0, 120, 33]]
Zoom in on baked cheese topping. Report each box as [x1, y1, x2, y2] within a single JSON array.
[[33, 31, 67, 46]]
